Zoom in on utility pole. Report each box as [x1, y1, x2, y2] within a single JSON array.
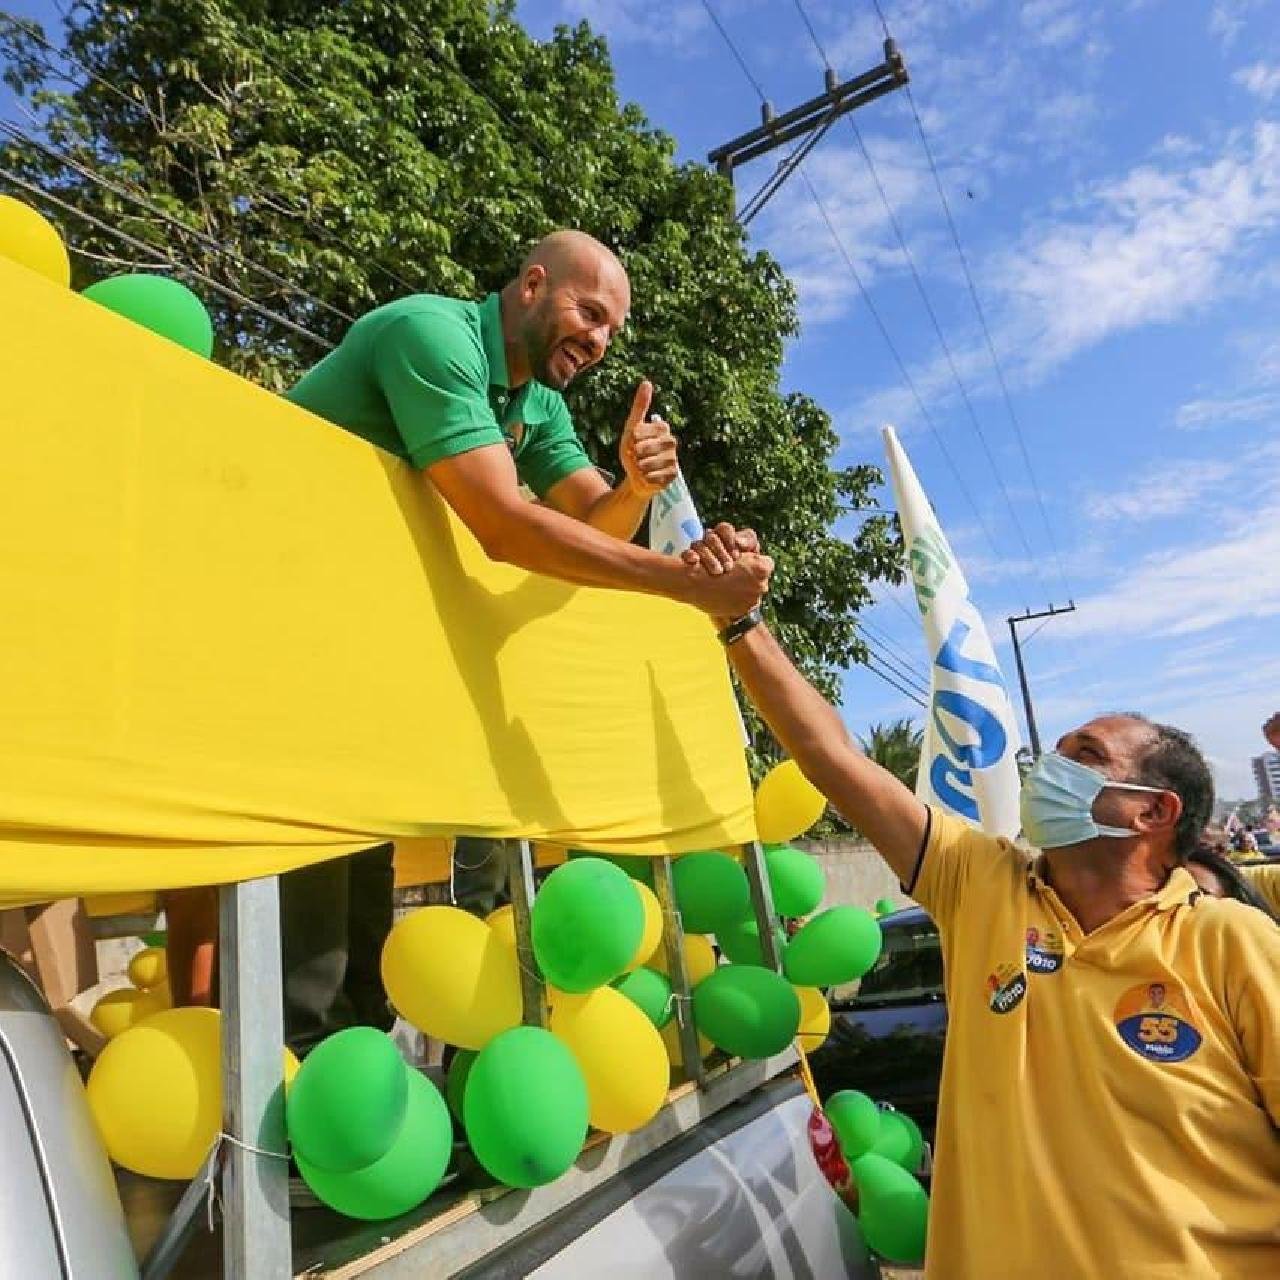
[[1007, 602, 1077, 757], [708, 39, 909, 224]]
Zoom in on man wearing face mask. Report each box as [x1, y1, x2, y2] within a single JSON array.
[[684, 524, 1280, 1279]]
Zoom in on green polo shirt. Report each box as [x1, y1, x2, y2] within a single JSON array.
[[285, 292, 592, 498]]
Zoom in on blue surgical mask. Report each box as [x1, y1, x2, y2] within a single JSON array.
[[1020, 751, 1166, 849]]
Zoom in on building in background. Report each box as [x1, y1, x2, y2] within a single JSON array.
[[1253, 752, 1280, 805]]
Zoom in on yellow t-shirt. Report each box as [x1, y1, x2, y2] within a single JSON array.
[[1242, 862, 1280, 916], [913, 809, 1280, 1280]]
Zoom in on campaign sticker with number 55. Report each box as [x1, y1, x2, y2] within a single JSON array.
[[1113, 982, 1202, 1064]]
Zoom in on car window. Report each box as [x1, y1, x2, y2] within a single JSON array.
[[831, 914, 943, 1007]]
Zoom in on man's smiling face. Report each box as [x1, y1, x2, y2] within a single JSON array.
[[520, 254, 629, 390]]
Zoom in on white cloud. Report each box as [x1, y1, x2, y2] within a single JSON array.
[[1047, 470, 1280, 642], [1020, 0, 1087, 49], [997, 122, 1280, 378], [542, 0, 711, 53], [1175, 390, 1280, 430], [1210, 0, 1267, 49], [1082, 459, 1235, 522], [1234, 62, 1280, 102]]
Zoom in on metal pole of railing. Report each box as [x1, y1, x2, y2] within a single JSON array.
[[509, 840, 547, 1027], [652, 856, 704, 1087], [219, 876, 291, 1279]]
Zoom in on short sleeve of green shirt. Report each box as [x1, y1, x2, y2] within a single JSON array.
[[514, 392, 593, 499], [371, 311, 504, 470]]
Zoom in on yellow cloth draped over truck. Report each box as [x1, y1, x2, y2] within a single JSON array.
[[0, 259, 755, 905]]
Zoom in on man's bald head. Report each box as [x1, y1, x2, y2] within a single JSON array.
[[501, 230, 630, 390]]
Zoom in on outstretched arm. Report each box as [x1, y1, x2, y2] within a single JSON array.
[[726, 623, 928, 885]]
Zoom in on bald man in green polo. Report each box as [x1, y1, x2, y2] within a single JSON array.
[[266, 231, 772, 1050]]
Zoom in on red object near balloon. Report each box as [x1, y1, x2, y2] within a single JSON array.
[[806, 1106, 851, 1193]]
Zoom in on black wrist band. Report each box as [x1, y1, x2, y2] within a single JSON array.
[[719, 606, 764, 647]]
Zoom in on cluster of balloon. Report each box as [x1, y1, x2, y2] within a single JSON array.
[[379, 855, 675, 1192], [90, 944, 172, 1039], [821, 1089, 930, 1264], [0, 195, 213, 356], [85, 1008, 299, 1180], [668, 759, 885, 1063], [287, 1028, 452, 1220]]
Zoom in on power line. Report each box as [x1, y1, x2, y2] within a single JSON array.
[[698, 3, 1007, 572], [0, 165, 335, 350], [859, 615, 930, 683], [859, 634, 930, 698], [698, 0, 770, 103], [791, 0, 1049, 602], [0, 15, 420, 298], [798, 170, 1005, 565], [0, 120, 355, 325], [862, 653, 928, 709], [900, 81, 1072, 596]]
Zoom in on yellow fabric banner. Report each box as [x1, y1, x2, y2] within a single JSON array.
[[0, 260, 755, 904]]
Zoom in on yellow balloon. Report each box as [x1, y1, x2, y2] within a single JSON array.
[[653, 932, 717, 988], [755, 759, 827, 844], [89, 984, 170, 1039], [127, 945, 168, 991], [625, 881, 664, 972], [551, 988, 668, 1134], [382, 906, 522, 1050], [0, 195, 70, 287], [794, 985, 831, 1052], [660, 1017, 713, 1068], [86, 1007, 298, 1179], [486, 904, 517, 952]]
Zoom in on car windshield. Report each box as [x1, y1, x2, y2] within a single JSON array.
[[832, 913, 943, 1007]]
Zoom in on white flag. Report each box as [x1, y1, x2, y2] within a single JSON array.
[[650, 471, 750, 746], [883, 426, 1022, 837], [649, 472, 705, 555]]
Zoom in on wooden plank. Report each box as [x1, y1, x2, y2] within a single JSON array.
[[219, 877, 291, 1279], [25, 896, 98, 1009]]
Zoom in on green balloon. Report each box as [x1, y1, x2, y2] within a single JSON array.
[[825, 1089, 881, 1162], [296, 1068, 451, 1221], [764, 845, 825, 917], [672, 852, 750, 934], [874, 1108, 923, 1173], [874, 898, 896, 917], [463, 1027, 588, 1188], [82, 273, 214, 357], [692, 964, 800, 1059], [715, 915, 787, 968], [445, 1049, 477, 1121], [851, 1152, 929, 1264], [612, 966, 673, 1029], [286, 1027, 408, 1173], [783, 906, 883, 986], [532, 858, 644, 993], [140, 931, 167, 948], [568, 849, 655, 887]]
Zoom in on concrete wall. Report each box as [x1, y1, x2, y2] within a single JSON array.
[[797, 837, 910, 914]]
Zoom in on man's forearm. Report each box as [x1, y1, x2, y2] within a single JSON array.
[[492, 496, 692, 597], [727, 624, 928, 882], [581, 477, 652, 542]]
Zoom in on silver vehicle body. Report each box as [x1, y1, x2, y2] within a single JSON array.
[[0, 949, 139, 1280]]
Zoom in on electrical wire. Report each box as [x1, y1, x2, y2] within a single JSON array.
[[0, 14, 420, 298], [0, 164, 335, 350], [0, 120, 355, 325], [698, 0, 770, 103]]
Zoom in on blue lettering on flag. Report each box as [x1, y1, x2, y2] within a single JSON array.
[[927, 618, 1011, 821]]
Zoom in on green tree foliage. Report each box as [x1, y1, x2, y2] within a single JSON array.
[[0, 1, 904, 751], [857, 719, 924, 790]]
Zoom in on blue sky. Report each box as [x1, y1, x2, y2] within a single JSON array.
[[513, 0, 1280, 799], [5, 1, 1278, 798]]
